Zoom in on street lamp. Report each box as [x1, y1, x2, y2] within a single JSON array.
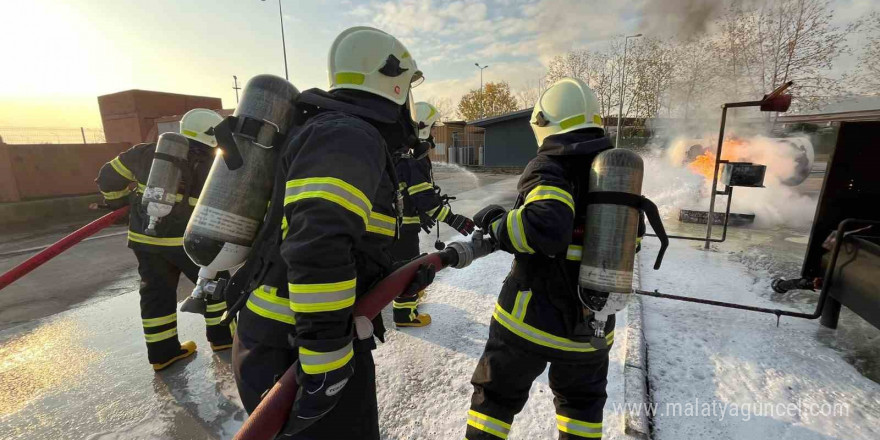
[[615, 33, 642, 148], [262, 0, 289, 80], [475, 63, 489, 118]]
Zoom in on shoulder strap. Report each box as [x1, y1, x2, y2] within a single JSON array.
[[584, 191, 669, 270]]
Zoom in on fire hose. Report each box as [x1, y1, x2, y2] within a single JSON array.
[[0, 206, 130, 291], [232, 233, 495, 440]]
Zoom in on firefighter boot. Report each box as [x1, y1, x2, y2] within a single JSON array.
[[393, 296, 432, 328], [152, 341, 197, 371]]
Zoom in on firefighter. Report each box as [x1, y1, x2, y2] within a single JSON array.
[[95, 108, 234, 371], [464, 77, 644, 439], [391, 101, 475, 327], [231, 27, 431, 438]]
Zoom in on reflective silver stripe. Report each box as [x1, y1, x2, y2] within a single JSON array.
[[511, 290, 532, 321], [525, 185, 575, 213], [299, 342, 354, 374], [288, 279, 356, 313], [367, 211, 396, 236], [506, 208, 534, 253], [246, 285, 296, 325], [284, 178, 372, 225], [557, 415, 602, 438], [493, 304, 611, 352], [467, 410, 511, 439], [566, 245, 583, 261]]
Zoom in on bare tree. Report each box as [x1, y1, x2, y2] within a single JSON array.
[[514, 77, 548, 109], [854, 12, 880, 94], [428, 96, 458, 121], [546, 50, 593, 84]]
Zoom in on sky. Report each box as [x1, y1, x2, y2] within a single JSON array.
[[0, 0, 875, 129]]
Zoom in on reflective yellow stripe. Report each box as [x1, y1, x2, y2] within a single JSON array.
[[556, 415, 602, 438], [246, 285, 296, 325], [367, 211, 396, 237], [101, 188, 131, 200], [398, 182, 407, 190], [493, 304, 613, 352], [142, 313, 176, 328], [110, 157, 136, 181], [299, 343, 354, 374], [288, 279, 356, 313], [505, 208, 534, 254], [205, 316, 223, 326], [188, 197, 198, 207], [566, 245, 583, 261], [285, 177, 372, 226], [144, 327, 177, 343], [511, 290, 532, 321], [407, 181, 433, 195], [525, 185, 575, 213], [402, 216, 421, 225], [467, 410, 511, 439], [335, 72, 365, 85], [128, 231, 183, 246], [281, 215, 289, 239], [559, 114, 586, 130], [206, 302, 227, 312]]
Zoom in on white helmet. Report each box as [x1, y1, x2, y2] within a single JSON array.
[[530, 77, 603, 147], [414, 102, 443, 140], [328, 26, 423, 106], [180, 108, 223, 147]]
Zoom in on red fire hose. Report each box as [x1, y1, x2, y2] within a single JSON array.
[[0, 206, 130, 291], [233, 251, 450, 440]]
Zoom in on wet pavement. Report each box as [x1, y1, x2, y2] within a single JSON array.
[[0, 167, 517, 440]]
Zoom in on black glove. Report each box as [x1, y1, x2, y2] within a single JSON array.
[[402, 263, 436, 298], [277, 358, 355, 438], [445, 214, 475, 236], [419, 213, 436, 234], [473, 204, 506, 231]]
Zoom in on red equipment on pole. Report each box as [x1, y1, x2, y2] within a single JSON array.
[[0, 206, 130, 291]]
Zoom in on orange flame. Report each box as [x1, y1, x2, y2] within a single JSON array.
[[687, 138, 750, 180]]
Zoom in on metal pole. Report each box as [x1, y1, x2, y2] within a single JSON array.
[[233, 75, 241, 104], [475, 63, 488, 119], [616, 34, 641, 148], [704, 105, 727, 249], [80, 127, 87, 144], [278, 0, 288, 80]]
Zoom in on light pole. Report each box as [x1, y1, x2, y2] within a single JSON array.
[[232, 75, 241, 103], [475, 63, 489, 118], [615, 33, 642, 148], [262, 0, 289, 80]]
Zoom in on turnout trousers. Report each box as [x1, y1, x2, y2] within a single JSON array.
[[134, 249, 233, 364], [389, 226, 423, 317], [466, 324, 609, 440], [232, 331, 380, 440]]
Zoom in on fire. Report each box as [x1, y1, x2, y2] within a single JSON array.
[[686, 138, 750, 180]]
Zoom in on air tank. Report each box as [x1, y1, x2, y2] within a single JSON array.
[[579, 148, 644, 293], [142, 132, 189, 236], [182, 75, 300, 313]]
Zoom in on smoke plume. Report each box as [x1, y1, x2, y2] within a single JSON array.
[[639, 0, 728, 39]]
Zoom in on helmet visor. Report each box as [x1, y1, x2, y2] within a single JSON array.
[[406, 91, 418, 126], [411, 70, 424, 88]]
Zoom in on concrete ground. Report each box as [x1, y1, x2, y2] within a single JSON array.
[[0, 166, 515, 440]]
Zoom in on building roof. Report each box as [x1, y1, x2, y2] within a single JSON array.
[[470, 108, 533, 127]]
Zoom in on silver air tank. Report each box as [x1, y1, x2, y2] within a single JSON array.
[[182, 75, 299, 313], [579, 148, 644, 340], [142, 132, 189, 236]]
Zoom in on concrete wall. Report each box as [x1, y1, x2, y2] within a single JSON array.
[[98, 90, 222, 145], [483, 117, 537, 167], [0, 142, 130, 202]]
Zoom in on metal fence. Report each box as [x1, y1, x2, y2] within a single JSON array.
[[0, 127, 106, 144], [448, 130, 484, 166]]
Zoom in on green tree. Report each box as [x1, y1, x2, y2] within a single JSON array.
[[457, 81, 519, 121]]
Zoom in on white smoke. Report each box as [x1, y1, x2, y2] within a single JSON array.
[[642, 134, 819, 229]]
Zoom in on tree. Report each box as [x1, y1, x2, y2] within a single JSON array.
[[854, 12, 880, 94], [457, 81, 519, 120], [546, 50, 593, 84], [514, 77, 548, 109]]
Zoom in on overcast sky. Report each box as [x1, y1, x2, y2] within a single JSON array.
[[0, 0, 875, 128]]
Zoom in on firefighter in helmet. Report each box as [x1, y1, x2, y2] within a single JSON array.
[[390, 101, 475, 328], [95, 108, 234, 371], [464, 78, 645, 439], [231, 27, 432, 438]]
